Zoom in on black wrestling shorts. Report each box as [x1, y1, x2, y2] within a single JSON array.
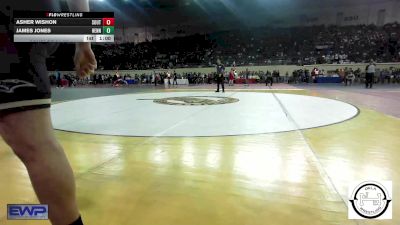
[[0, 42, 59, 113]]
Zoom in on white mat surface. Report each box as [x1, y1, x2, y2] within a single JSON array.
[[51, 92, 358, 136]]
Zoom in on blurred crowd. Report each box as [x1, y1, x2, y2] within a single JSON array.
[[50, 66, 400, 88], [48, 23, 400, 71]]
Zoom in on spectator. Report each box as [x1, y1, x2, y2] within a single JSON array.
[[345, 69, 355, 86]]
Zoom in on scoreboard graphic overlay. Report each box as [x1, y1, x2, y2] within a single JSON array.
[[13, 11, 114, 43]]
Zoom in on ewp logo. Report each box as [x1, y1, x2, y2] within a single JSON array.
[[7, 204, 48, 220]]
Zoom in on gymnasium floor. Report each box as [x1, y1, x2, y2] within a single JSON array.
[[0, 83, 399, 225]]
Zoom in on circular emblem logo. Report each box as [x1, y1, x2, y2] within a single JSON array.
[[154, 96, 239, 106], [349, 181, 391, 219]]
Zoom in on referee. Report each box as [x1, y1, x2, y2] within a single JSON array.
[[215, 59, 225, 92]]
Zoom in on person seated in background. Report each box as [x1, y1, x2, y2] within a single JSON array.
[[285, 72, 289, 83], [64, 74, 75, 87], [311, 68, 318, 82], [208, 73, 213, 84], [273, 70, 281, 83], [379, 70, 385, 84], [304, 69, 310, 83], [112, 72, 118, 84], [338, 68, 346, 81], [266, 71, 273, 86], [290, 70, 298, 84], [345, 69, 355, 86], [244, 68, 250, 86], [55, 69, 62, 88], [154, 73, 159, 86], [394, 69, 400, 84], [173, 71, 178, 85], [228, 69, 235, 86], [166, 71, 172, 87], [387, 68, 394, 84], [113, 71, 128, 87], [354, 68, 362, 83]]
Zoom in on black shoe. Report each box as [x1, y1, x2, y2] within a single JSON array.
[[215, 90, 219, 92], [69, 216, 83, 225]]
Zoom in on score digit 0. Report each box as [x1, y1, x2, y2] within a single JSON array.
[[103, 26, 114, 34], [102, 18, 115, 26]]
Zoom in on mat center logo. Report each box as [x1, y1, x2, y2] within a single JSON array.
[[349, 181, 392, 219], [154, 96, 239, 106]]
